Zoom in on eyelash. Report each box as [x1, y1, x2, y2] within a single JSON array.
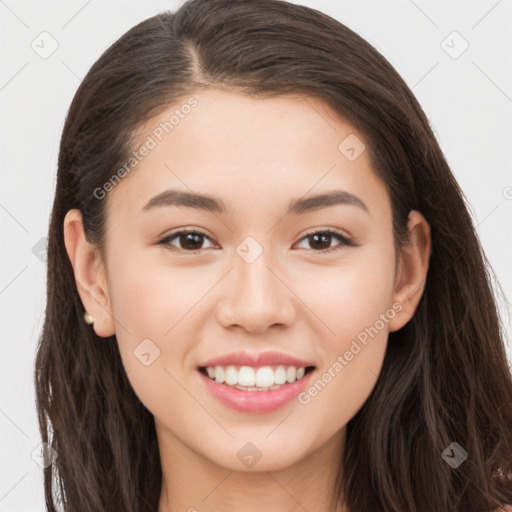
[[156, 228, 356, 254]]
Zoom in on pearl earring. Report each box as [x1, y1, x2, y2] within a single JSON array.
[[84, 311, 95, 325]]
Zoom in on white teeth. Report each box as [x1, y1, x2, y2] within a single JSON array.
[[225, 365, 238, 386], [274, 366, 287, 385], [214, 366, 225, 383], [203, 364, 310, 389], [238, 366, 256, 386], [286, 366, 296, 383], [255, 367, 275, 388], [233, 384, 281, 392]]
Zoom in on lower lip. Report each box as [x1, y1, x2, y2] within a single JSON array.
[[198, 370, 314, 413]]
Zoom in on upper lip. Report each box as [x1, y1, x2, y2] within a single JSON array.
[[199, 350, 315, 369]]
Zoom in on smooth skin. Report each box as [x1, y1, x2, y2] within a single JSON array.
[[64, 89, 431, 512]]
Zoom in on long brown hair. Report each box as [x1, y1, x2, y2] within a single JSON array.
[[34, 0, 512, 510]]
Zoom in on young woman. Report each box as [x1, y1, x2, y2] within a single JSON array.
[[34, 0, 512, 510]]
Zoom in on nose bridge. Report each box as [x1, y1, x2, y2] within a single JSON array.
[[216, 234, 295, 332], [234, 234, 281, 306]]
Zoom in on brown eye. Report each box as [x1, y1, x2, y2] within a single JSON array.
[[158, 230, 215, 253], [295, 229, 354, 252], [157, 228, 354, 255]]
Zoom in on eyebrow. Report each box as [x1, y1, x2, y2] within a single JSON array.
[[141, 189, 369, 215]]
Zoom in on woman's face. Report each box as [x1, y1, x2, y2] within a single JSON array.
[[73, 89, 428, 472]]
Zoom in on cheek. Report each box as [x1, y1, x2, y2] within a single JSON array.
[[106, 251, 221, 390], [106, 260, 204, 417], [294, 244, 396, 415], [299, 243, 396, 347], [108, 251, 207, 339]]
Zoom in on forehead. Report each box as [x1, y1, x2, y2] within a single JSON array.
[[104, 88, 389, 222]]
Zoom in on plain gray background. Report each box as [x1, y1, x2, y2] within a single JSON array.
[[1, 0, 511, 510]]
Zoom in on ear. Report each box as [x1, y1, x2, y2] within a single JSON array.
[[63, 209, 116, 337], [388, 210, 431, 332]]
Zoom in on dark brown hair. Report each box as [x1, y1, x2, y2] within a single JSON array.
[[35, 0, 512, 510]]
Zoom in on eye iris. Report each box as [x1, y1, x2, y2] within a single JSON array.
[[180, 233, 204, 250], [167, 230, 344, 252], [309, 233, 332, 250]]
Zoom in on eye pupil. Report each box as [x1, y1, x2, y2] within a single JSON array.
[[309, 233, 332, 250], [162, 229, 349, 254], [181, 233, 204, 250]]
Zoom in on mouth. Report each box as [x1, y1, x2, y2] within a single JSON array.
[[196, 350, 317, 413], [197, 362, 316, 413], [198, 364, 316, 392]]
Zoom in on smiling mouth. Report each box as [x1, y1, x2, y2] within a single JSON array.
[[198, 364, 316, 392]]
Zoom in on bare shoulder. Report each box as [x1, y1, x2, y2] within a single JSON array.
[[495, 505, 512, 512]]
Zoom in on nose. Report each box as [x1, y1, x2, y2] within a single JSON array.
[[216, 248, 297, 334]]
